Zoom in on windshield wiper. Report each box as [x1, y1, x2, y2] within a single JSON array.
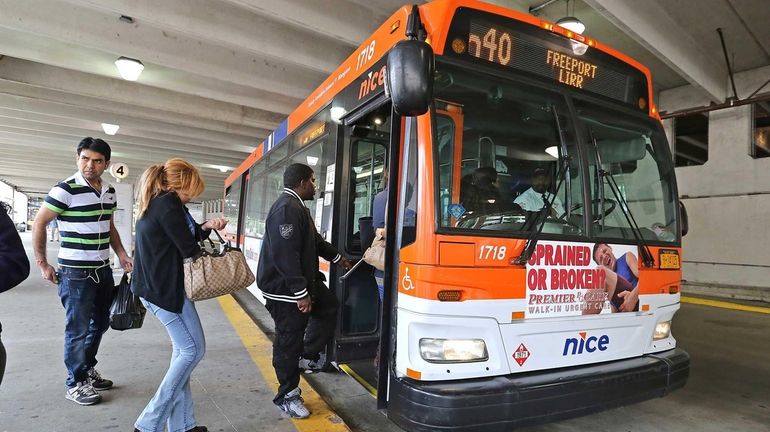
[[514, 105, 570, 265], [589, 130, 655, 268]]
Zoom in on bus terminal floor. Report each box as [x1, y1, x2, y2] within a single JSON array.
[[0, 232, 767, 432]]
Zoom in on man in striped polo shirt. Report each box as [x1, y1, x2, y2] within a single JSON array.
[[33, 137, 133, 406]]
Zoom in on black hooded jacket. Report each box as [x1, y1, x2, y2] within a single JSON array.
[[257, 189, 340, 303]]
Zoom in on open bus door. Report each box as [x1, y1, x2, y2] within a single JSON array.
[[328, 102, 391, 385], [330, 106, 421, 397], [330, 10, 435, 404]]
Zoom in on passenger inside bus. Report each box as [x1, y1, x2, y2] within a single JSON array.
[[459, 166, 506, 215]]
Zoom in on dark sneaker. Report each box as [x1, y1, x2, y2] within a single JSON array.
[[87, 367, 113, 390], [65, 381, 102, 405], [277, 388, 309, 419], [186, 427, 208, 432]]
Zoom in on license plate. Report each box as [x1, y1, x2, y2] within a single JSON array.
[[659, 250, 680, 269]]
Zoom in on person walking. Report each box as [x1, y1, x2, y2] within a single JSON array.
[[0, 201, 31, 388], [48, 218, 60, 242], [257, 163, 351, 419], [130, 159, 227, 432], [32, 137, 133, 405]]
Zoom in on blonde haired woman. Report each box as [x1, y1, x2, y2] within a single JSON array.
[[131, 159, 227, 432]]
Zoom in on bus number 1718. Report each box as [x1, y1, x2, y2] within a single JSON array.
[[479, 245, 507, 260]]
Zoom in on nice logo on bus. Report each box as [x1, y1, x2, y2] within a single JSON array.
[[563, 332, 610, 356]]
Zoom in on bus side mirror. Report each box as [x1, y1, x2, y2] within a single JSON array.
[[679, 201, 688, 237], [387, 39, 434, 116]]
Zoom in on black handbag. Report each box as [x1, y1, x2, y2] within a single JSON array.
[[110, 273, 146, 331]]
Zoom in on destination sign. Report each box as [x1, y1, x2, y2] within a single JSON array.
[[446, 9, 649, 110]]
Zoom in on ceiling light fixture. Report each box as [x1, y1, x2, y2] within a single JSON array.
[[101, 123, 120, 135], [556, 16, 585, 34], [556, 0, 585, 34], [218, 166, 229, 173], [330, 106, 347, 124], [114, 56, 144, 81], [545, 146, 559, 158]]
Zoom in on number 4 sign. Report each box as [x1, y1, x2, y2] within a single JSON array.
[[110, 162, 129, 180]]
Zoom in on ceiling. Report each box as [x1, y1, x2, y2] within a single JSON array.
[[1, 0, 768, 201]]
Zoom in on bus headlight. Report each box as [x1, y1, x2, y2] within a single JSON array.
[[419, 338, 488, 363], [653, 321, 671, 340]]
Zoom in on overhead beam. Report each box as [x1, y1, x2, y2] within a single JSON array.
[[61, 0, 351, 75], [0, 110, 257, 154], [0, 142, 245, 174], [584, 0, 727, 103], [0, 123, 249, 162], [226, 0, 388, 47], [0, 40, 296, 115], [0, 0, 323, 100], [0, 97, 263, 147], [0, 57, 285, 129]]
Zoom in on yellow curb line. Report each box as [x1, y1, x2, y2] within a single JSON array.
[[681, 296, 770, 315], [218, 295, 351, 432], [337, 364, 377, 399]]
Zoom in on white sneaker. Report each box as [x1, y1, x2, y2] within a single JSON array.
[[65, 381, 102, 406], [277, 388, 309, 419]]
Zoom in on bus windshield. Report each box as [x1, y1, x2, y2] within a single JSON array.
[[434, 62, 678, 243], [576, 100, 679, 243]]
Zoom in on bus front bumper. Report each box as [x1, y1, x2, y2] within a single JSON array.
[[388, 348, 689, 432]]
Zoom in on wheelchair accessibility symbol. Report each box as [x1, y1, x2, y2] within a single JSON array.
[[401, 267, 415, 291]]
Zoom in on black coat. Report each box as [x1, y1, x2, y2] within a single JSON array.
[[257, 189, 340, 303], [0, 204, 29, 294], [131, 192, 209, 313], [0, 204, 30, 333]]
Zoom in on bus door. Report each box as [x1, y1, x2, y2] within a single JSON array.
[[224, 172, 247, 246], [332, 105, 391, 374]]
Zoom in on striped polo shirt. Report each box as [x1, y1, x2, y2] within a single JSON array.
[[43, 171, 117, 268]]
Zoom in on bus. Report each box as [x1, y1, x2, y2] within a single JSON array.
[[223, 1, 689, 430]]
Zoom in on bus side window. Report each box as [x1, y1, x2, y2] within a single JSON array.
[[348, 138, 387, 253]]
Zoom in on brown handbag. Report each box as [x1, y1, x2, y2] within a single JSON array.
[[362, 228, 386, 271], [183, 229, 255, 301]]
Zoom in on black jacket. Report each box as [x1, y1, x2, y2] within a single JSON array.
[[1, 204, 30, 333], [257, 189, 340, 303], [131, 192, 209, 313], [0, 204, 29, 294]]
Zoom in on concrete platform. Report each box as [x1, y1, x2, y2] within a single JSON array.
[[2, 231, 770, 431], [0, 233, 352, 432]]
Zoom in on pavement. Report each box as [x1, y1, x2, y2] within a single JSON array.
[[1, 231, 769, 431]]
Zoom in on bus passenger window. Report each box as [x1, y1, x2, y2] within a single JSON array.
[[347, 122, 388, 253]]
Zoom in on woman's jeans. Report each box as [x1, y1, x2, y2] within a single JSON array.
[[57, 265, 114, 387], [135, 297, 205, 432]]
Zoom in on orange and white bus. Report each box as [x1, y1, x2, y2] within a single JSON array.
[[223, 1, 689, 430]]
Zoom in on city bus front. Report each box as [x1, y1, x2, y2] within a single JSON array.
[[385, 3, 689, 431]]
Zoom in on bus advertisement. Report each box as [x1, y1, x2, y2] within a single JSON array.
[[224, 1, 689, 430]]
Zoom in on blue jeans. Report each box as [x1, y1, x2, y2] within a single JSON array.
[[136, 297, 205, 432], [58, 265, 114, 388]]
